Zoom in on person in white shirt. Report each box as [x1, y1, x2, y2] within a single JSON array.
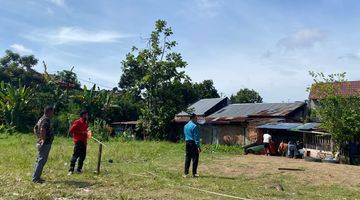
[[263, 132, 272, 156]]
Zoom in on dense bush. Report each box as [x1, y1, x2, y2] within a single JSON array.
[[52, 112, 79, 136], [0, 51, 140, 134], [90, 119, 113, 142], [0, 124, 16, 135]]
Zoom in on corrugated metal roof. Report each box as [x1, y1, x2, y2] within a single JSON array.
[[309, 80, 360, 100], [177, 97, 228, 116], [291, 123, 320, 131], [257, 123, 303, 130], [291, 123, 329, 135], [209, 102, 305, 119]]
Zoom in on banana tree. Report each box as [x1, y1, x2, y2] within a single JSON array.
[[73, 85, 114, 121], [0, 81, 34, 128]]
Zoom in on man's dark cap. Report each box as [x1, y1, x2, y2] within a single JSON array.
[[80, 110, 89, 117], [44, 106, 54, 114]]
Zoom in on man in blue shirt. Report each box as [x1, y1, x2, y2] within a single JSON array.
[[183, 113, 201, 178]]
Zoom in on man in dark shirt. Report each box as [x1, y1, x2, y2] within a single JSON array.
[[68, 110, 89, 175], [32, 106, 54, 183]]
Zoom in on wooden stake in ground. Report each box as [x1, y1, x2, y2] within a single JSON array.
[[91, 136, 107, 175], [96, 143, 103, 174]]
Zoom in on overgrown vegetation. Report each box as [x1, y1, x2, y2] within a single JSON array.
[[90, 119, 113, 142], [0, 81, 34, 131], [309, 72, 360, 151], [0, 20, 220, 140]]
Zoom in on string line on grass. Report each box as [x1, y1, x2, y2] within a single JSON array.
[[183, 186, 252, 200], [95, 143, 251, 199], [128, 169, 253, 200]]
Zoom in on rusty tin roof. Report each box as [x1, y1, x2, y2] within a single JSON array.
[[208, 102, 305, 123]]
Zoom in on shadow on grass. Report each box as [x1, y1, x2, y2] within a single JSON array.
[[52, 180, 95, 188], [199, 175, 237, 180]]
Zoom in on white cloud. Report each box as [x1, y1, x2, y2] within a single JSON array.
[[10, 44, 33, 54], [195, 0, 222, 17], [278, 28, 326, 50], [338, 52, 360, 60], [27, 27, 132, 45], [49, 0, 65, 7]]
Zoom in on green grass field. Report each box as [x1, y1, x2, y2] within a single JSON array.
[[1, 134, 360, 200]]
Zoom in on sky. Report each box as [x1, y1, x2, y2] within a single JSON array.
[[1, 0, 360, 102]]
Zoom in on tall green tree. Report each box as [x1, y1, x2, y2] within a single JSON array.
[[230, 88, 263, 103], [0, 50, 38, 71], [168, 79, 220, 109], [309, 72, 360, 151], [119, 20, 188, 139], [0, 50, 21, 68], [56, 68, 81, 89], [0, 50, 43, 87], [194, 80, 220, 99]]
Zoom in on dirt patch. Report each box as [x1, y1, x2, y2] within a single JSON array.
[[202, 155, 360, 187]]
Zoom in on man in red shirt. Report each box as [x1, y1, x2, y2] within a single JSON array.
[[68, 110, 89, 175]]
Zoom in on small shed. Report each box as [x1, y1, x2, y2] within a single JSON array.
[[111, 121, 138, 136], [292, 123, 333, 158]]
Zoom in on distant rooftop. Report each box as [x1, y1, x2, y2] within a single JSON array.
[[209, 102, 305, 120], [177, 97, 228, 116], [309, 80, 360, 100]]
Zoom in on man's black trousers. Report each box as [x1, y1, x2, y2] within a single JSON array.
[[184, 140, 199, 175], [69, 141, 87, 172]]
